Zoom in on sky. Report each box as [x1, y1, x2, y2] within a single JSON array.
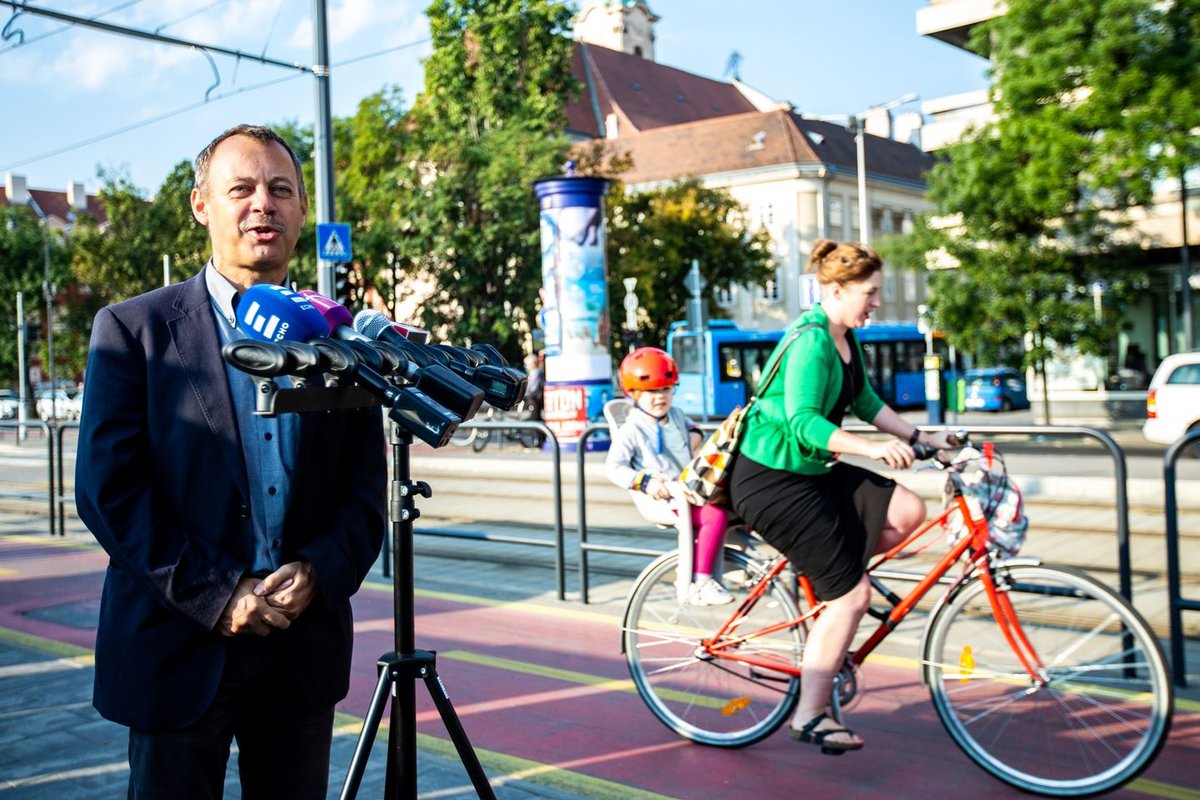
[[0, 0, 991, 197]]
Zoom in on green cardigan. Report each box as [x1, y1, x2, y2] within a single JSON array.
[[739, 304, 885, 475]]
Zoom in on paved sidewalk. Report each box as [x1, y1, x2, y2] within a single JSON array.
[[0, 515, 649, 800]]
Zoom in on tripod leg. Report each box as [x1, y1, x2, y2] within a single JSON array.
[[422, 661, 497, 800], [339, 660, 395, 800]]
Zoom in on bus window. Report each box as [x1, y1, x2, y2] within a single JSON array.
[[673, 334, 703, 374], [720, 345, 742, 380]]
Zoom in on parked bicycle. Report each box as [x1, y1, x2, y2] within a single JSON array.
[[467, 402, 543, 452], [621, 434, 1172, 797]]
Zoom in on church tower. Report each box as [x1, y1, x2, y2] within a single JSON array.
[[574, 0, 659, 61]]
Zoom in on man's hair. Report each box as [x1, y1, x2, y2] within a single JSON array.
[[193, 124, 307, 200]]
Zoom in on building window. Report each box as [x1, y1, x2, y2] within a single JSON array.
[[880, 209, 895, 234], [904, 272, 918, 302], [758, 268, 783, 304], [829, 196, 843, 231], [883, 274, 897, 302], [715, 285, 735, 308]]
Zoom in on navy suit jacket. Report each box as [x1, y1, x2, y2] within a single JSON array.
[[75, 270, 386, 730]]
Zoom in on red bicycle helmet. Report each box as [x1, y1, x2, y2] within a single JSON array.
[[619, 347, 678, 393]]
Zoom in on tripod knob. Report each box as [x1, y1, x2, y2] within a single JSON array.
[[400, 481, 432, 499]]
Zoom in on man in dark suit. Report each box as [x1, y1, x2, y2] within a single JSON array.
[[75, 124, 385, 799]]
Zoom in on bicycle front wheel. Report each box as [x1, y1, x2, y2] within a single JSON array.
[[924, 563, 1172, 797], [622, 549, 802, 747]]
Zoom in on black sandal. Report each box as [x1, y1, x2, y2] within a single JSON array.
[[788, 712, 864, 755]]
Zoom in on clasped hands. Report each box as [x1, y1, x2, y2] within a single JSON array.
[[217, 561, 317, 637]]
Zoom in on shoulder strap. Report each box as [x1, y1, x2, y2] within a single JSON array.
[[753, 322, 820, 399]]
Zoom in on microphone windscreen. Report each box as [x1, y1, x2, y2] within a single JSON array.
[[298, 289, 355, 332], [353, 309, 429, 345], [237, 285, 328, 343]]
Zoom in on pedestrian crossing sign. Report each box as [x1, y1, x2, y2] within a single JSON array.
[[316, 222, 352, 263]]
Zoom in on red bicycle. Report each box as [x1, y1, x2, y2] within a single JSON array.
[[621, 435, 1172, 797]]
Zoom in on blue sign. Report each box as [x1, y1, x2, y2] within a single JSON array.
[[316, 222, 352, 263]]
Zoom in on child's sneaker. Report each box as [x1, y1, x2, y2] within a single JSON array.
[[689, 577, 734, 606]]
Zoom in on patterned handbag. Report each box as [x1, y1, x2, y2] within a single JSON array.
[[679, 324, 810, 506]]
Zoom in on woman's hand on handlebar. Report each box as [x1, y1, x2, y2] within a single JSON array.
[[867, 438, 916, 470], [920, 429, 962, 451]]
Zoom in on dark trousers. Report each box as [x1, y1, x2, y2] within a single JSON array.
[[127, 636, 334, 800]]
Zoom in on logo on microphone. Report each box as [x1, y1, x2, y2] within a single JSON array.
[[239, 286, 316, 342]]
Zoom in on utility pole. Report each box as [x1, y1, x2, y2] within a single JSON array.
[[312, 0, 337, 299], [0, 0, 338, 290]]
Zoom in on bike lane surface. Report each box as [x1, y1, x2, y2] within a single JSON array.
[[1, 533, 1197, 800]]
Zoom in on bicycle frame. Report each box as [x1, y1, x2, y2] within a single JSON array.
[[703, 479, 1048, 685]]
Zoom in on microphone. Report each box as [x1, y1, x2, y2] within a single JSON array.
[[300, 292, 485, 420], [308, 338, 461, 448], [354, 310, 525, 411], [236, 284, 328, 343]]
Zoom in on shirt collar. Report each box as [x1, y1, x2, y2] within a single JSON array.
[[203, 260, 289, 327]]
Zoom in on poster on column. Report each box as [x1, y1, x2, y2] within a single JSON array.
[[533, 175, 613, 449]]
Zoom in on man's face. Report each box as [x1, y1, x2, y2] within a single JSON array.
[[190, 135, 308, 276]]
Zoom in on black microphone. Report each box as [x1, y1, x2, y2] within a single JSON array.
[[308, 338, 460, 448], [301, 293, 484, 420], [356, 311, 524, 411]]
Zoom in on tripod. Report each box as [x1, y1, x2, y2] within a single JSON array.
[[339, 423, 496, 800]]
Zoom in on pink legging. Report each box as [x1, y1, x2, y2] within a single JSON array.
[[688, 503, 729, 576]]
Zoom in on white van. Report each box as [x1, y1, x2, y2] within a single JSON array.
[[1143, 352, 1200, 451]]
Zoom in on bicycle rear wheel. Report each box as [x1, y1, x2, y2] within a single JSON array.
[[622, 549, 802, 747], [924, 563, 1172, 797]]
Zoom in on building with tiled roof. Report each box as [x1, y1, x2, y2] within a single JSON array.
[[1, 173, 107, 230], [570, 0, 935, 328]]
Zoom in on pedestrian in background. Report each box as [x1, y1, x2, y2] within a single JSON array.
[[74, 124, 386, 799]]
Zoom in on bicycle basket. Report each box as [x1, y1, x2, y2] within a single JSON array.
[[941, 456, 1028, 556]]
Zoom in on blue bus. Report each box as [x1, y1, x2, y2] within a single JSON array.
[[666, 320, 935, 418]]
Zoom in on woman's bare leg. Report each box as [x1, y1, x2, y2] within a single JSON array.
[[789, 573, 870, 747]]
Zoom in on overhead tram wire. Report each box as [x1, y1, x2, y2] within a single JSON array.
[[0, 0, 579, 174], [0, 0, 144, 55]]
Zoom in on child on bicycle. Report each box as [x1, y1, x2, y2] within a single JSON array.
[[605, 347, 733, 606]]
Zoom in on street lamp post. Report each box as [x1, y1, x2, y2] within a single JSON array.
[[853, 93, 918, 247], [26, 198, 56, 419]]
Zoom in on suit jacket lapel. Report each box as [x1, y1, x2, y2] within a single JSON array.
[[169, 272, 250, 499]]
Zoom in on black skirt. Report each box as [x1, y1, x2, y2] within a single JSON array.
[[729, 454, 896, 601]]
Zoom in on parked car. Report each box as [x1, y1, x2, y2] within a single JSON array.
[[34, 388, 82, 421], [0, 390, 17, 420], [963, 367, 1030, 412], [1143, 352, 1200, 454]]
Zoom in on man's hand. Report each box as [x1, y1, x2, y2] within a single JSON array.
[[217, 576, 293, 637], [254, 561, 318, 621]]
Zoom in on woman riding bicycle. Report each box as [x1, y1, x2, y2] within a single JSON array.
[[728, 239, 956, 754]]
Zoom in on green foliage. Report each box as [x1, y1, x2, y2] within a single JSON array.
[[604, 178, 774, 348], [0, 205, 70, 389], [401, 0, 579, 358], [885, 0, 1198, 418]]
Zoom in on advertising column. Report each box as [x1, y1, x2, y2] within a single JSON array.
[[532, 172, 612, 449]]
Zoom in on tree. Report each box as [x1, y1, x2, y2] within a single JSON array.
[[883, 0, 1200, 422], [401, 0, 579, 358], [603, 178, 774, 348], [0, 204, 70, 390], [335, 87, 414, 315]]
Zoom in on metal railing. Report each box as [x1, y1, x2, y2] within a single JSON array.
[[390, 419, 568, 601], [576, 421, 1134, 607], [847, 424, 1134, 603], [1163, 429, 1200, 688], [0, 420, 57, 534], [575, 421, 723, 604]]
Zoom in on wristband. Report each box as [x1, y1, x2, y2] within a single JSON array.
[[907, 428, 921, 446]]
